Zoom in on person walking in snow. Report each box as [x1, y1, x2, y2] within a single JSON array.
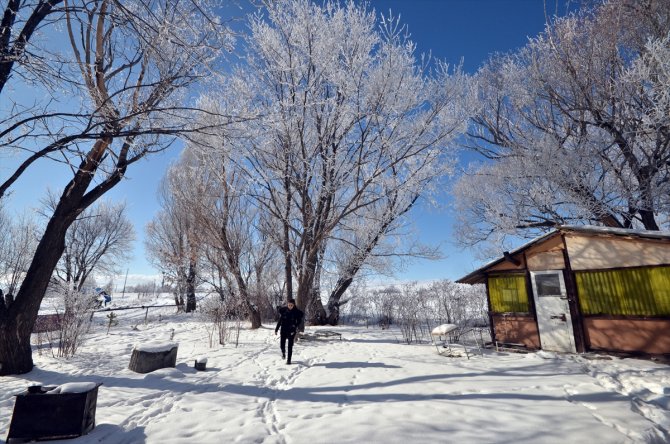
[[275, 298, 304, 365]]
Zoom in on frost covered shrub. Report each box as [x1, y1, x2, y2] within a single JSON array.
[[42, 283, 99, 358], [428, 281, 489, 331], [347, 280, 488, 344], [199, 297, 242, 347], [372, 287, 399, 329], [395, 283, 427, 344], [343, 286, 399, 330]]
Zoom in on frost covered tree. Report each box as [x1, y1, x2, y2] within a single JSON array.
[[0, 0, 64, 102], [53, 200, 135, 291], [0, 206, 38, 297], [197, 0, 469, 323], [318, 195, 441, 325], [455, 0, 670, 248], [0, 0, 230, 375], [145, 171, 201, 313], [161, 148, 278, 328]]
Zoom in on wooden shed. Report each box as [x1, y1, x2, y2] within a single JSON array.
[[457, 226, 670, 355]]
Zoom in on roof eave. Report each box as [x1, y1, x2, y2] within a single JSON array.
[[456, 229, 561, 285]]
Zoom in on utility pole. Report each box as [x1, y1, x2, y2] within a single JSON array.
[[121, 268, 129, 299]]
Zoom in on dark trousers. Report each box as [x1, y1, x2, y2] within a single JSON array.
[[280, 331, 296, 362]]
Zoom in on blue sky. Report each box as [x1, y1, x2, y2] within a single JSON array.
[[2, 0, 571, 287]]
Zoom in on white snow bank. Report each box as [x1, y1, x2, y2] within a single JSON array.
[[143, 368, 184, 380], [133, 342, 178, 353], [48, 382, 98, 394], [195, 357, 208, 364], [533, 350, 558, 360], [2, 308, 669, 444]]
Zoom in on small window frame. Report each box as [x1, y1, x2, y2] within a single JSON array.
[[531, 270, 566, 298]]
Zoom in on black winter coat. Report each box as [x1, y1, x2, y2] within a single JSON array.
[[275, 306, 304, 335]]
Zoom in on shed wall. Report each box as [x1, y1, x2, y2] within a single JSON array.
[[584, 318, 670, 355], [565, 234, 670, 270], [527, 250, 565, 271], [491, 314, 540, 349]]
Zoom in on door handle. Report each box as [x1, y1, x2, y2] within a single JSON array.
[[550, 314, 567, 322]]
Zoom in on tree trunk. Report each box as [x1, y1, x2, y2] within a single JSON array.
[[0, 138, 115, 375], [598, 213, 624, 229], [295, 269, 313, 313], [236, 280, 261, 329], [325, 300, 341, 326], [308, 291, 327, 325], [305, 277, 326, 326], [174, 272, 186, 310], [185, 260, 197, 313], [0, 206, 74, 374], [325, 276, 354, 326], [174, 293, 184, 309], [295, 243, 320, 312], [639, 208, 659, 231], [282, 155, 293, 302], [283, 219, 293, 302], [0, 314, 33, 375], [246, 301, 262, 329], [306, 247, 327, 325], [219, 224, 261, 329]]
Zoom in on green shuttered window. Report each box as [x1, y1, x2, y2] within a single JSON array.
[[576, 266, 670, 316], [488, 274, 530, 313]]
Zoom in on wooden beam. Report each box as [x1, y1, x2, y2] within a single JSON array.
[[503, 251, 521, 266]]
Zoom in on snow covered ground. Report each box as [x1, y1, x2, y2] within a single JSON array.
[[1, 301, 670, 443]]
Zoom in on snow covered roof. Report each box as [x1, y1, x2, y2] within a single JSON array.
[[560, 225, 670, 241], [457, 225, 670, 284]]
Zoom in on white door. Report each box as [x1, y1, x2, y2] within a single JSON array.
[[530, 270, 576, 353]]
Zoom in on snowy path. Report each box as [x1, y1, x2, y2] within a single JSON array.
[[1, 317, 669, 443]]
